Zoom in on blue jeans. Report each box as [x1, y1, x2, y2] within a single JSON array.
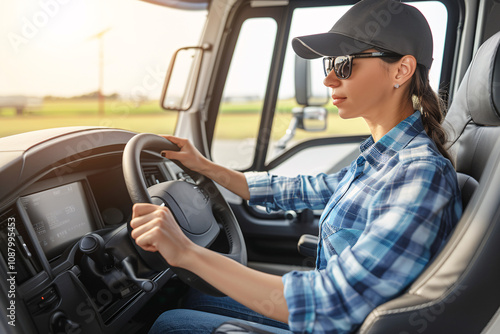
[[148, 288, 292, 334]]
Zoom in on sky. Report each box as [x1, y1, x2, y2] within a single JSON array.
[[0, 0, 207, 98], [0, 0, 447, 100]]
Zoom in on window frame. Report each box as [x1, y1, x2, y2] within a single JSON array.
[[204, 2, 290, 171]]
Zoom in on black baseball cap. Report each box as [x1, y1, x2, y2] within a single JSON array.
[[292, 0, 434, 69]]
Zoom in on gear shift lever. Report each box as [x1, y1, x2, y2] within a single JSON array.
[[79, 233, 114, 272], [120, 257, 156, 293]]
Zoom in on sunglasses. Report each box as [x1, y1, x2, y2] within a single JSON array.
[[323, 52, 402, 79]]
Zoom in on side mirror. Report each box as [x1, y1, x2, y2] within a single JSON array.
[[161, 45, 209, 111], [272, 58, 329, 157], [294, 55, 329, 107], [295, 106, 327, 132], [274, 107, 327, 155]]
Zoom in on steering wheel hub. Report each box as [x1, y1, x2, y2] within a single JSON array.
[[149, 181, 219, 243]]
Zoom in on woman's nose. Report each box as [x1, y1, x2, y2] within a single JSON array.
[[323, 71, 341, 88]]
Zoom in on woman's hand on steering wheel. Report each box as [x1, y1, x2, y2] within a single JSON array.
[[160, 136, 210, 174], [130, 203, 196, 269], [160, 135, 251, 201]]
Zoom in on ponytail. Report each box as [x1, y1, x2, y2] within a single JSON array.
[[379, 49, 453, 164], [408, 65, 453, 164]]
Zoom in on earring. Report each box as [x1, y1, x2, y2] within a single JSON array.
[[394, 84, 400, 89]]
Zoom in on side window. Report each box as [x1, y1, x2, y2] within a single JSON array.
[[211, 18, 277, 170], [266, 2, 448, 165], [267, 5, 361, 164]]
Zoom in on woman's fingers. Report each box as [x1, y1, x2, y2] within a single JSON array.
[[131, 204, 172, 234], [161, 135, 186, 147], [161, 150, 181, 161], [134, 229, 160, 252], [159, 136, 207, 173], [129, 203, 193, 266], [134, 223, 170, 253], [132, 202, 161, 219], [130, 214, 162, 240], [160, 136, 188, 161], [161, 135, 187, 154]]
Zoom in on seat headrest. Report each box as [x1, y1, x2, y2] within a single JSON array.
[[444, 31, 500, 145], [465, 32, 500, 125]]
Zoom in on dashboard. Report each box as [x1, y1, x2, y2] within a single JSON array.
[[0, 127, 189, 334]]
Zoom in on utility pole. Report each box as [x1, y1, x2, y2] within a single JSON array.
[[88, 28, 111, 116]]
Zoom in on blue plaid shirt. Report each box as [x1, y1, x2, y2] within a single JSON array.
[[245, 111, 462, 333]]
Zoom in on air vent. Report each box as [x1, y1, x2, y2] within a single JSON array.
[[142, 164, 166, 187]]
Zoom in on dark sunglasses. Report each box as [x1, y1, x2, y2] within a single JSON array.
[[323, 52, 402, 79]]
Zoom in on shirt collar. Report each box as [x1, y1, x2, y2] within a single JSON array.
[[359, 111, 424, 169]]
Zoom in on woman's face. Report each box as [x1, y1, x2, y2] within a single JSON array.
[[323, 49, 396, 121]]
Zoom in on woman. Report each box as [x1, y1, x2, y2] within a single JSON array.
[[131, 0, 462, 333]]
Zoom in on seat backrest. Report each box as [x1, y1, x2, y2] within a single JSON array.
[[456, 172, 479, 209], [445, 32, 500, 182], [359, 31, 500, 333]]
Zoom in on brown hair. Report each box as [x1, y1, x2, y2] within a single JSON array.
[[408, 64, 453, 163], [379, 52, 453, 163]]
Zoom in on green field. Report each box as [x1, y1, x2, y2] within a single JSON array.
[[0, 99, 369, 139], [0, 100, 178, 138]]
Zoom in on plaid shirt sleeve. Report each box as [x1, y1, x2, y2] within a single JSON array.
[[244, 170, 349, 212], [282, 159, 462, 333]]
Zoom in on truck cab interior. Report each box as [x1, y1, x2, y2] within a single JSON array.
[[1, 0, 500, 333]]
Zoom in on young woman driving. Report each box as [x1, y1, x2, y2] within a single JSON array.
[[131, 0, 462, 333]]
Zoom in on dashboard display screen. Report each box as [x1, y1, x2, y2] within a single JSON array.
[[21, 182, 96, 260]]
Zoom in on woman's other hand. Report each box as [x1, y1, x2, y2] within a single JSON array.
[[159, 135, 250, 200], [160, 135, 210, 174]]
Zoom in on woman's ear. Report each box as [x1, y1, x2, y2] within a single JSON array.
[[395, 55, 417, 87]]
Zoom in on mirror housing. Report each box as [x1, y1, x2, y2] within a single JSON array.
[[274, 106, 327, 155], [294, 55, 329, 107], [273, 58, 329, 156], [161, 44, 209, 111], [295, 106, 327, 132]]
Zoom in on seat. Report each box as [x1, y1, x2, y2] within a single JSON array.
[[214, 31, 500, 334]]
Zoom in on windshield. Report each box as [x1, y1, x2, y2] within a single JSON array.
[[0, 0, 207, 138]]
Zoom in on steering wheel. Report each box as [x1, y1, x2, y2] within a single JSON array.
[[122, 133, 247, 296]]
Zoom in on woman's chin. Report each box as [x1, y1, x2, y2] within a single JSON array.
[[337, 108, 354, 120]]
